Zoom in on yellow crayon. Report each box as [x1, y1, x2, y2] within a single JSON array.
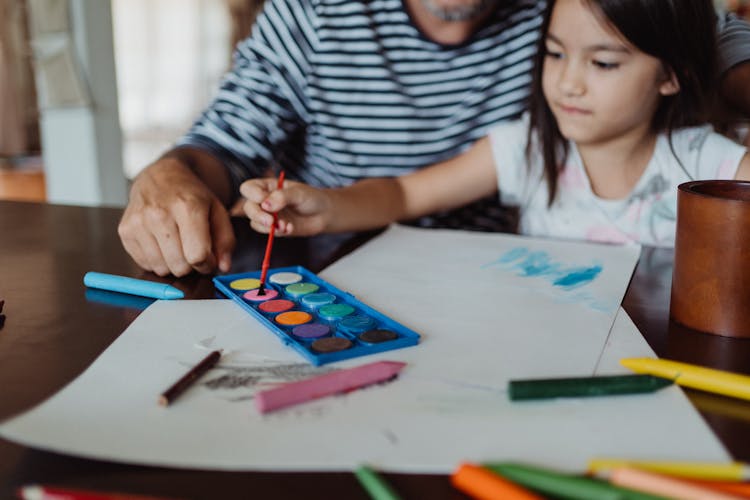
[[589, 458, 750, 481], [620, 358, 750, 402]]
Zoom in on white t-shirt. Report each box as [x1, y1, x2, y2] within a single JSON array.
[[489, 117, 748, 247]]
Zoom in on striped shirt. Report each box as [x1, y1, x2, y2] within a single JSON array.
[[177, 0, 749, 231], [177, 0, 545, 230]]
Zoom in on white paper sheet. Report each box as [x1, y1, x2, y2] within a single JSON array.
[[0, 226, 729, 472], [319, 225, 640, 384]]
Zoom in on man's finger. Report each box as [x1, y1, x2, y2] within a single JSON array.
[[173, 201, 217, 275], [140, 232, 172, 277], [120, 234, 151, 273], [157, 218, 196, 277], [209, 199, 236, 273]]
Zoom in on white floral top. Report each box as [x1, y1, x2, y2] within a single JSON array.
[[489, 115, 748, 247]]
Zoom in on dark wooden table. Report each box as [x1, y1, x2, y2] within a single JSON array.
[[1, 200, 749, 499]]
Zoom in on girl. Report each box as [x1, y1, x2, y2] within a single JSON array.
[[241, 0, 750, 247]]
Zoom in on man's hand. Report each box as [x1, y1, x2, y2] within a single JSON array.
[[240, 178, 333, 237], [118, 157, 236, 277]]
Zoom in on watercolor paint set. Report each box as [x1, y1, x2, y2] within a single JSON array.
[[213, 266, 420, 365]]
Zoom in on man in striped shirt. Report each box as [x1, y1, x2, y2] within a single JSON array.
[[118, 0, 750, 277]]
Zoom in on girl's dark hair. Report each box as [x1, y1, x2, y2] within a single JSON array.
[[526, 0, 718, 205]]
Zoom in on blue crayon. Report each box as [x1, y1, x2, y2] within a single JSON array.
[[83, 272, 184, 300]]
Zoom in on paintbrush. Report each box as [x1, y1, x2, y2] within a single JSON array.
[[257, 170, 286, 296]]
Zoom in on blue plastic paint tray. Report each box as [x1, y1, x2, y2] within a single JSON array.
[[213, 266, 420, 365]]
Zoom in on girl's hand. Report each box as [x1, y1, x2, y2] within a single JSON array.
[[240, 178, 332, 237]]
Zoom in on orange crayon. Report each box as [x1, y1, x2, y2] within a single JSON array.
[[681, 479, 750, 498], [451, 462, 544, 500]]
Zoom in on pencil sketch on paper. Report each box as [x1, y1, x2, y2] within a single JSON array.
[[199, 362, 335, 403]]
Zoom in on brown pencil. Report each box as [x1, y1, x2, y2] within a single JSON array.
[[158, 350, 222, 406]]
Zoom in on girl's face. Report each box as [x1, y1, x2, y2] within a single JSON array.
[[541, 0, 679, 147]]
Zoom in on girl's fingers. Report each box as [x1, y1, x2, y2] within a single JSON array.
[[243, 198, 275, 227], [242, 179, 327, 237], [249, 218, 272, 235], [239, 178, 278, 202]]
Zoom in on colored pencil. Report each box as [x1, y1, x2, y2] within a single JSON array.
[[355, 465, 402, 500], [17, 484, 179, 500], [620, 357, 750, 402], [254, 360, 405, 413], [588, 458, 750, 481], [508, 374, 672, 401], [257, 170, 285, 296], [610, 467, 747, 500], [158, 350, 222, 406], [451, 462, 544, 500]]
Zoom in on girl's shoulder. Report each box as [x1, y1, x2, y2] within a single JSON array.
[[486, 114, 532, 160], [666, 124, 746, 153], [487, 113, 532, 153], [487, 113, 545, 206], [661, 125, 748, 180]]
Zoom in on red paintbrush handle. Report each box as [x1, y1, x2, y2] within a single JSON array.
[[259, 225, 276, 284], [259, 171, 286, 284]]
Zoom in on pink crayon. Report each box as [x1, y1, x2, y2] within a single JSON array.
[[255, 360, 406, 413]]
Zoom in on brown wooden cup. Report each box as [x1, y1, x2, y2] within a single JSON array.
[[670, 180, 750, 338]]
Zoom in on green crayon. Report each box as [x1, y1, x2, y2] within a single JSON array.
[[355, 465, 402, 500], [484, 463, 670, 500], [508, 374, 673, 401]]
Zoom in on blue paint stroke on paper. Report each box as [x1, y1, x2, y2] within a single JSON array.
[[552, 266, 602, 288], [482, 248, 602, 290]]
